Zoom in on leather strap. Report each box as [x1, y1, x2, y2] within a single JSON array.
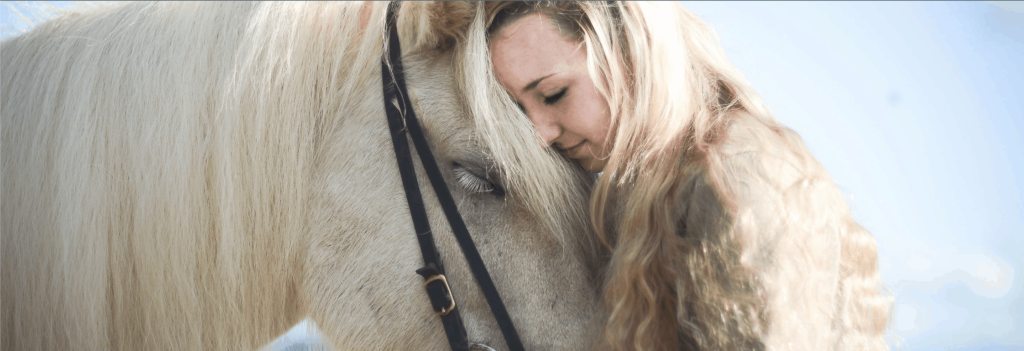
[[380, 2, 525, 351], [381, 4, 468, 349]]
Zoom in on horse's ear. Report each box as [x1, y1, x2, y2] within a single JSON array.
[[399, 1, 476, 51]]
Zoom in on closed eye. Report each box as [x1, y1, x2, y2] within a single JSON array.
[[543, 88, 567, 105], [453, 163, 505, 197]]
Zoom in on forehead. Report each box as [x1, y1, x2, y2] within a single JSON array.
[[489, 14, 581, 90]]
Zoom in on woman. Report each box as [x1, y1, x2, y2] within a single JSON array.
[[459, 2, 892, 351]]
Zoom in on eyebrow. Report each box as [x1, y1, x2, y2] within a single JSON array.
[[522, 73, 555, 93]]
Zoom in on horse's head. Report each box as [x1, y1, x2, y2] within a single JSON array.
[[0, 2, 602, 350], [304, 2, 603, 350]]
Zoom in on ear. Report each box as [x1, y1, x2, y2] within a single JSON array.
[[399, 1, 477, 51]]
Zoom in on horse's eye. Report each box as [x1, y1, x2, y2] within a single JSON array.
[[453, 162, 505, 198]]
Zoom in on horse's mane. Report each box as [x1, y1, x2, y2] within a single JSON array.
[[1, 2, 392, 349], [2, 2, 600, 349]]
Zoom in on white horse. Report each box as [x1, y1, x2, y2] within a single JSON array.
[[1, 2, 603, 350]]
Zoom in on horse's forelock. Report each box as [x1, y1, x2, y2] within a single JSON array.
[[454, 3, 598, 259]]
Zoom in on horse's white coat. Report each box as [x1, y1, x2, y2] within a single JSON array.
[[1, 2, 602, 350]]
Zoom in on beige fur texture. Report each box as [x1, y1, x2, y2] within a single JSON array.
[[1, 2, 603, 350]]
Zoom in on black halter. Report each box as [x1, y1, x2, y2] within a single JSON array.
[[379, 3, 525, 351]]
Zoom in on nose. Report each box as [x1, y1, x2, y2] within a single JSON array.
[[528, 112, 562, 146]]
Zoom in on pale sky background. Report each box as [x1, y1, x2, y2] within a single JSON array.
[[3, 2, 1022, 350]]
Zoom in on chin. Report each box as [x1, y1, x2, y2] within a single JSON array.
[[580, 160, 605, 173]]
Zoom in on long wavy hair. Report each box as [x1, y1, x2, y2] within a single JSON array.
[[460, 2, 892, 350]]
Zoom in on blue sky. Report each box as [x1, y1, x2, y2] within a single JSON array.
[[4, 2, 1022, 350]]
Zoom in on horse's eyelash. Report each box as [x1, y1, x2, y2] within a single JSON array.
[[454, 167, 494, 194]]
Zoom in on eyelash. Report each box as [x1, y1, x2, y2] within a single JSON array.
[[544, 88, 567, 105], [453, 163, 506, 197]]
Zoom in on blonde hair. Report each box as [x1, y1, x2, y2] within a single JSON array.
[[4, 2, 401, 349], [456, 3, 598, 259], [463, 2, 891, 350]]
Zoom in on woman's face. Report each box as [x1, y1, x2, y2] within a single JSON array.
[[490, 13, 612, 172]]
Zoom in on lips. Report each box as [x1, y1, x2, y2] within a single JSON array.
[[564, 141, 586, 159]]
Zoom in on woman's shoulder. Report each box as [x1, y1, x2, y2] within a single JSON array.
[[672, 110, 831, 229], [713, 110, 823, 192], [717, 111, 792, 157]]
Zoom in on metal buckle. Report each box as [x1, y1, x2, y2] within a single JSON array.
[[423, 274, 456, 316]]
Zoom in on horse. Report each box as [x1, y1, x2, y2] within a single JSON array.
[[1, 2, 604, 350]]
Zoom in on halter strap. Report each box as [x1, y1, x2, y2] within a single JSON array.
[[380, 2, 525, 350]]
